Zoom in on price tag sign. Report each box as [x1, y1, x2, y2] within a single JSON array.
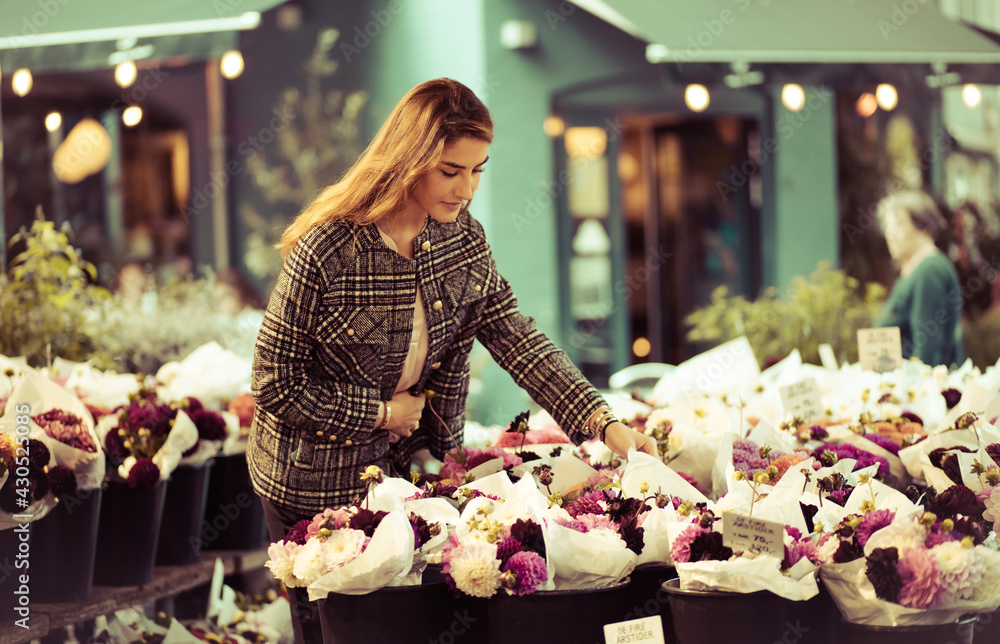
[[604, 616, 665, 644], [779, 377, 824, 422], [722, 512, 784, 558], [857, 327, 902, 373]]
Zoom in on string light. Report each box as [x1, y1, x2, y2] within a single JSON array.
[[685, 84, 709, 112], [122, 106, 143, 127], [781, 84, 805, 112], [12, 69, 32, 96], [115, 61, 137, 88], [220, 51, 244, 79], [876, 84, 897, 111], [45, 112, 62, 132], [855, 93, 877, 118], [963, 84, 982, 108]]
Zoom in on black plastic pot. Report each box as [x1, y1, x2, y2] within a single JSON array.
[[664, 577, 794, 644], [32, 487, 102, 602], [488, 578, 631, 644], [0, 524, 31, 623], [319, 582, 458, 643], [840, 616, 977, 644], [623, 563, 676, 641], [972, 607, 1000, 643], [201, 454, 267, 551], [93, 479, 167, 586], [156, 461, 213, 565]]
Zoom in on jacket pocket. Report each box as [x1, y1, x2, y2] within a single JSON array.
[[315, 302, 388, 387]]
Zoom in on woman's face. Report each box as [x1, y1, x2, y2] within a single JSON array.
[[883, 207, 921, 263], [407, 137, 489, 223]]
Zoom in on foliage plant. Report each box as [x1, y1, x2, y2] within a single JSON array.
[[685, 261, 886, 367], [0, 213, 112, 367]]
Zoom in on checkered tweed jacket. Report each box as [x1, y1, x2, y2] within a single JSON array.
[[248, 210, 606, 514]]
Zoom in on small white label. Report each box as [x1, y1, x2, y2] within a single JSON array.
[[857, 327, 902, 373], [779, 377, 824, 422], [604, 616, 665, 644], [818, 343, 838, 370], [722, 512, 784, 558]]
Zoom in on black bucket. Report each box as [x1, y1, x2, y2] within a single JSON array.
[[622, 563, 676, 642], [0, 524, 31, 623], [664, 577, 795, 644], [783, 573, 840, 644], [840, 616, 977, 644], [156, 461, 213, 565], [319, 582, 457, 643], [488, 578, 631, 644], [93, 479, 168, 586], [32, 487, 102, 602], [201, 454, 267, 551], [972, 608, 1000, 643]]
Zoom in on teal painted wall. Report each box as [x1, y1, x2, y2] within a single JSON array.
[[768, 86, 839, 290]]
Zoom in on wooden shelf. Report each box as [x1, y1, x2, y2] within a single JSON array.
[[0, 548, 268, 644]]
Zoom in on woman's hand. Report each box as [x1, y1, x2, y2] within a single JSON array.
[[603, 422, 657, 459], [383, 391, 426, 439]]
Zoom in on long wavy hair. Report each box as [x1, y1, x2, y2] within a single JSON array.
[[278, 78, 494, 258]]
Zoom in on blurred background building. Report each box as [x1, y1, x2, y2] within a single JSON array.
[[3, 0, 1000, 422]]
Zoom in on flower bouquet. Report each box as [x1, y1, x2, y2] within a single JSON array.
[[821, 506, 1000, 626], [0, 372, 108, 600], [267, 467, 444, 599], [93, 385, 199, 585]]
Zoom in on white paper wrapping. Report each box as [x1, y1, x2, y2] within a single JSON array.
[[546, 519, 638, 590], [306, 510, 415, 599], [677, 555, 819, 601], [56, 359, 141, 411], [1, 372, 105, 490], [821, 559, 1000, 626], [621, 450, 709, 505], [156, 342, 251, 409]]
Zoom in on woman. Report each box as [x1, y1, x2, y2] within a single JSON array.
[[248, 78, 656, 642], [876, 189, 964, 367]]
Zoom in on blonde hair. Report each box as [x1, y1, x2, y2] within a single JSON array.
[[878, 190, 948, 241], [279, 78, 494, 258]]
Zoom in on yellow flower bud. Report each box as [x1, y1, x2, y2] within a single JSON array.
[[753, 471, 769, 485], [919, 512, 937, 527], [941, 518, 954, 532], [857, 473, 871, 485], [639, 481, 650, 495], [961, 537, 974, 549]]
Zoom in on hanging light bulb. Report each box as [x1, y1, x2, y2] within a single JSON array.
[[781, 84, 805, 112], [12, 69, 32, 96], [876, 84, 897, 110], [115, 61, 137, 88], [122, 106, 143, 127], [963, 84, 982, 108], [685, 84, 709, 112], [220, 51, 244, 79], [855, 93, 878, 118], [45, 112, 62, 132]]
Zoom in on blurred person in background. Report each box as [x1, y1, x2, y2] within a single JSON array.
[[876, 190, 964, 367]]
